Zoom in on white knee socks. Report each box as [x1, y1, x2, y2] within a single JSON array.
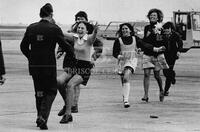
[[122, 82, 130, 102]]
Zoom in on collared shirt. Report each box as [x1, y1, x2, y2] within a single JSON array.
[[73, 34, 93, 61], [73, 34, 88, 45]]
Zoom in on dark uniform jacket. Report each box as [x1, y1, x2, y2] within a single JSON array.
[[20, 19, 74, 77], [0, 39, 5, 75]]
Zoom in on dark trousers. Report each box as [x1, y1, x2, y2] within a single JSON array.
[[163, 57, 176, 92], [0, 40, 5, 75], [32, 75, 57, 121]]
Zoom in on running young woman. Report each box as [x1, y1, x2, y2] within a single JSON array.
[[57, 11, 103, 115], [141, 8, 168, 102], [113, 23, 146, 108], [58, 21, 98, 123]]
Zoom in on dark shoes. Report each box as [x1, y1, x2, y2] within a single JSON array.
[[60, 114, 73, 124], [36, 117, 48, 130], [36, 118, 40, 127], [39, 123, 48, 130], [164, 91, 169, 96], [141, 93, 164, 102], [0, 76, 6, 85], [71, 105, 78, 113], [124, 102, 130, 108], [58, 105, 78, 116], [141, 97, 149, 102], [58, 106, 66, 116], [159, 92, 164, 102], [171, 78, 176, 85]]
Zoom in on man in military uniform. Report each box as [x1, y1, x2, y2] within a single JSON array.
[[20, 3, 74, 130]]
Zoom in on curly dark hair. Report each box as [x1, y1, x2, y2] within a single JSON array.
[[147, 8, 164, 23], [117, 23, 134, 37], [163, 21, 176, 31], [75, 11, 88, 21]]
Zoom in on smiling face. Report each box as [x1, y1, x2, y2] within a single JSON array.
[[163, 27, 172, 35], [77, 22, 88, 36], [121, 25, 131, 37], [149, 12, 158, 23]]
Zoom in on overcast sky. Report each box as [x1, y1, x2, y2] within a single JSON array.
[[0, 0, 200, 25]]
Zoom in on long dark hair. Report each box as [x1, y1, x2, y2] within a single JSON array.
[[117, 23, 134, 37]]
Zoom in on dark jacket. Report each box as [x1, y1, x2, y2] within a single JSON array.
[[0, 39, 5, 75], [163, 31, 183, 61], [20, 19, 74, 76], [142, 24, 167, 57]]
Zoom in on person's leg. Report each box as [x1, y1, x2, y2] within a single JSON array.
[[39, 75, 57, 129], [163, 59, 175, 95], [57, 72, 72, 100], [57, 72, 72, 116], [120, 74, 124, 101], [122, 68, 132, 108], [72, 85, 80, 113], [153, 70, 164, 101], [171, 69, 176, 84], [60, 74, 83, 124], [170, 61, 176, 85], [163, 69, 171, 96], [142, 68, 151, 102], [32, 76, 44, 127], [153, 70, 163, 92]]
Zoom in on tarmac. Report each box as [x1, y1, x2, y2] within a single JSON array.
[[0, 40, 200, 132]]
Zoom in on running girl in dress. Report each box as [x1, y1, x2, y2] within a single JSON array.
[[113, 23, 144, 108]]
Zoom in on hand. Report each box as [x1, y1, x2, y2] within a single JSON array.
[[92, 53, 97, 61], [152, 28, 157, 34], [89, 58, 95, 68], [160, 46, 166, 51], [56, 52, 64, 59], [176, 52, 181, 59], [146, 31, 151, 37], [93, 22, 99, 33], [117, 55, 124, 60], [153, 46, 166, 53], [136, 48, 142, 54]]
